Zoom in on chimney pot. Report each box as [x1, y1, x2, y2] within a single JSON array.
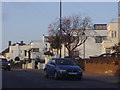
[[8, 41, 11, 46], [21, 41, 23, 44]]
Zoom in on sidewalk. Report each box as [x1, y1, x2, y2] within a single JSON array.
[[83, 72, 119, 84]]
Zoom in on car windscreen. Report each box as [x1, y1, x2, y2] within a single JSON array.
[[56, 59, 75, 65]]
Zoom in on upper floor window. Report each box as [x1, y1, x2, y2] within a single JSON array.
[[111, 31, 117, 38], [95, 36, 107, 43], [24, 50, 27, 56], [32, 48, 39, 52]]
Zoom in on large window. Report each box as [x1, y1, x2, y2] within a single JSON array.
[[32, 48, 39, 52], [95, 36, 107, 43]]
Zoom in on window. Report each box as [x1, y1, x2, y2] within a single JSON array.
[[95, 36, 107, 43], [51, 59, 56, 65], [112, 31, 114, 38], [105, 48, 111, 53], [115, 31, 116, 37], [47, 59, 52, 64], [11, 50, 13, 53], [32, 48, 39, 52], [111, 31, 117, 38], [24, 50, 27, 56]]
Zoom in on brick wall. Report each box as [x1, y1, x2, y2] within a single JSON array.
[[75, 56, 120, 76], [85, 56, 120, 76]]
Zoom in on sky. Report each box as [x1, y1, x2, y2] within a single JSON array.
[[1, 1, 118, 51]]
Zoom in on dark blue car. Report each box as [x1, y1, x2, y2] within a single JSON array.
[[44, 58, 83, 80], [0, 58, 11, 71]]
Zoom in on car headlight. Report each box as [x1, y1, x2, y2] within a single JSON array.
[[78, 69, 82, 72], [59, 70, 67, 72], [78, 70, 82, 72], [8, 63, 11, 65]]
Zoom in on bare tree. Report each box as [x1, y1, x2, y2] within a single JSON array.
[[111, 42, 120, 52], [48, 14, 92, 58]]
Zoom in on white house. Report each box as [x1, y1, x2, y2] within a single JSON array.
[[9, 41, 31, 61], [9, 36, 50, 62], [78, 26, 108, 58], [102, 14, 120, 53]]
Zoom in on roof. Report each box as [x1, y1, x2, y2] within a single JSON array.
[[11, 43, 26, 46], [1, 48, 9, 55]]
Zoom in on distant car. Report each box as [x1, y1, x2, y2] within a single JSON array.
[[44, 58, 83, 80], [0, 58, 11, 71], [110, 52, 120, 57], [98, 53, 111, 57]]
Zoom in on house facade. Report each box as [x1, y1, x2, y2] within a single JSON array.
[[44, 24, 108, 59], [78, 27, 108, 58], [9, 41, 30, 61], [102, 14, 120, 53], [9, 38, 50, 62]]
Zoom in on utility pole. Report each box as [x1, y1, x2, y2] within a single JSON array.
[[83, 41, 85, 58], [59, 0, 62, 58]]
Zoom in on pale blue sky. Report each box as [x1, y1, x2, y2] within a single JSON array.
[[2, 2, 118, 51]]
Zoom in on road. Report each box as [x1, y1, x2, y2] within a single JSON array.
[[2, 69, 119, 88]]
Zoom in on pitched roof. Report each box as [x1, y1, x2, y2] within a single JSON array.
[[1, 48, 9, 55]]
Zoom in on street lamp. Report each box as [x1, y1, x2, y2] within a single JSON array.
[[59, 0, 62, 58]]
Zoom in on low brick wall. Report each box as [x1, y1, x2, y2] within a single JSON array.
[[84, 56, 120, 76]]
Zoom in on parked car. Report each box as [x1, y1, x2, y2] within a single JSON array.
[[98, 53, 111, 57], [0, 58, 11, 71], [110, 52, 120, 57], [44, 58, 83, 80]]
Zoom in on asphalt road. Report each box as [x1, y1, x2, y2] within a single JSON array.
[[2, 69, 119, 88]]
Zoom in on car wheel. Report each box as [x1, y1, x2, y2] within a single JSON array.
[[54, 72, 59, 80], [8, 68, 11, 71], [44, 70, 48, 78]]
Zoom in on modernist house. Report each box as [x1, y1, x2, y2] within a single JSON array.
[[78, 24, 108, 58], [45, 24, 108, 58], [102, 14, 120, 53], [5, 38, 50, 62], [48, 16, 119, 58]]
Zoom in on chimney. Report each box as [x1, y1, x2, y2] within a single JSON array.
[[21, 41, 23, 44], [8, 41, 11, 46]]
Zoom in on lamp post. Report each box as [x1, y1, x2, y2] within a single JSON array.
[[83, 40, 85, 58], [59, 0, 62, 58]]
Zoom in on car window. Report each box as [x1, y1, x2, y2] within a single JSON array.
[[50, 59, 56, 65], [56, 59, 75, 65], [47, 59, 52, 64]]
